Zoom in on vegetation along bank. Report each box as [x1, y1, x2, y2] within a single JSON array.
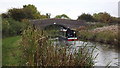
[[78, 25, 119, 46]]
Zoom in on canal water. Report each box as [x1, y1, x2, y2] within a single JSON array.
[[53, 38, 119, 66]]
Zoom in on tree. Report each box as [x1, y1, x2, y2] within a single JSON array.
[[8, 8, 25, 21], [55, 14, 70, 19], [1, 13, 9, 18], [8, 4, 41, 21], [111, 17, 120, 24], [77, 13, 94, 22], [93, 12, 112, 23], [23, 4, 41, 19]]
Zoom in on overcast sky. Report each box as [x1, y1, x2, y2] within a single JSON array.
[[0, 0, 119, 19]]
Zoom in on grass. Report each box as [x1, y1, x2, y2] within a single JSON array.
[[2, 36, 22, 66], [78, 30, 118, 45]]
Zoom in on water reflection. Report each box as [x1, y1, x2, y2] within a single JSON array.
[[53, 38, 119, 66]]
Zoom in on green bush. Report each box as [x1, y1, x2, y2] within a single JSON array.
[[2, 18, 28, 38]]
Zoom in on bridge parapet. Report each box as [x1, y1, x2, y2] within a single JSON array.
[[30, 18, 87, 29]]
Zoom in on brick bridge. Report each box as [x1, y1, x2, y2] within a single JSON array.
[[30, 18, 87, 30]]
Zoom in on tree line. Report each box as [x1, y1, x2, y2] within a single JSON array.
[[2, 4, 50, 21], [77, 13, 120, 24], [2, 4, 119, 24], [1, 4, 119, 38]]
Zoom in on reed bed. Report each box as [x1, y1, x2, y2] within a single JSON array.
[[20, 26, 94, 67]]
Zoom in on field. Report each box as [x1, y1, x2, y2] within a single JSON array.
[[2, 36, 22, 66]]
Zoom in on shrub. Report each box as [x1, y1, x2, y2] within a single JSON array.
[[2, 18, 28, 38]]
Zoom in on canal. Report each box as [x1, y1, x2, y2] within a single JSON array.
[[53, 38, 119, 66]]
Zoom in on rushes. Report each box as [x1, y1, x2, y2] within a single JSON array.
[[20, 26, 94, 67]]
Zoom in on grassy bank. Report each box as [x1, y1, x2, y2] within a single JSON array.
[[2, 36, 22, 66], [78, 25, 118, 46]]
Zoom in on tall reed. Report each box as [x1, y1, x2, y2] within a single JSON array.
[[20, 26, 94, 67]]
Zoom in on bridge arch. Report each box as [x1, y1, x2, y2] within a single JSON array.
[[44, 23, 69, 30], [30, 18, 86, 30], [30, 19, 86, 38]]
